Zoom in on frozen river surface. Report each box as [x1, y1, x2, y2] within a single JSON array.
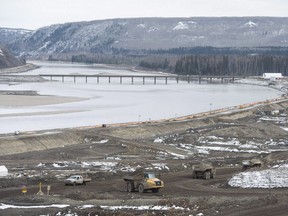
[[0, 61, 282, 134]]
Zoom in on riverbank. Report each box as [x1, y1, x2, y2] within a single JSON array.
[[0, 63, 38, 74], [1, 87, 288, 216]]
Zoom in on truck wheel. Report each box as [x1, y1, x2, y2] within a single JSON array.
[[204, 171, 210, 180], [152, 188, 159, 193], [211, 172, 216, 179], [124, 183, 129, 192], [127, 182, 135, 192], [192, 171, 197, 179], [138, 184, 145, 193]]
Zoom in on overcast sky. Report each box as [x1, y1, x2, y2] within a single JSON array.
[[1, 0, 288, 30]]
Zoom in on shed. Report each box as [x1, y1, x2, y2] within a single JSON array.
[[0, 165, 8, 177], [262, 73, 283, 79]]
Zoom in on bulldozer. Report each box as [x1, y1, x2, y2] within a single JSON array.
[[123, 171, 164, 193], [192, 163, 216, 180]]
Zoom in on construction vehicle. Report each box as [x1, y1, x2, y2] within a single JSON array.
[[242, 159, 263, 171], [64, 175, 91, 186], [123, 171, 164, 193], [192, 163, 216, 180]]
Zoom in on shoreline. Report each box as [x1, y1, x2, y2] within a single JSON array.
[[0, 61, 287, 135], [0, 63, 39, 74]]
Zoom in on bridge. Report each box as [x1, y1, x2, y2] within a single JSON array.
[[39, 74, 246, 84]]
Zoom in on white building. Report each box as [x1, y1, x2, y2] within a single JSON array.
[[0, 165, 8, 177], [262, 73, 283, 80]]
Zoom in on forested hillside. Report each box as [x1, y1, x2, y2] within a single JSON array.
[[174, 55, 288, 76], [1, 17, 288, 75]]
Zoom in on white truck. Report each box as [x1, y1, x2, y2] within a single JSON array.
[[64, 175, 91, 186]]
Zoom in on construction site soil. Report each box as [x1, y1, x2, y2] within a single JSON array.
[[1, 97, 288, 216]]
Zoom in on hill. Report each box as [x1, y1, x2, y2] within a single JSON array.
[[0, 46, 24, 69], [3, 17, 288, 56]]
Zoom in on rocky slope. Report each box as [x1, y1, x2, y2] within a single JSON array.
[[0, 46, 24, 69]]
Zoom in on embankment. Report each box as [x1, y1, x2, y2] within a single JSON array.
[[0, 130, 85, 156]]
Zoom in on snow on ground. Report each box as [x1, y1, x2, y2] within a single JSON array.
[[35, 161, 170, 173], [228, 164, 288, 188], [154, 135, 288, 157], [0, 165, 8, 177], [173, 21, 189, 30], [281, 127, 288, 131], [100, 205, 189, 211], [0, 203, 69, 209], [0, 203, 190, 212]]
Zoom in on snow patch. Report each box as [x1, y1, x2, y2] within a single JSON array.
[[243, 21, 258, 28], [151, 163, 170, 171], [93, 139, 109, 144], [0, 203, 69, 209], [154, 137, 164, 143], [53, 162, 68, 168], [101, 205, 189, 211], [168, 152, 187, 159], [281, 127, 288, 131], [0, 165, 8, 177], [228, 164, 288, 188], [36, 163, 46, 167], [137, 24, 146, 28], [173, 22, 189, 30]]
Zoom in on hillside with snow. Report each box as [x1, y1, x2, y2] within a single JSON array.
[[0, 28, 31, 44], [2, 17, 288, 56]]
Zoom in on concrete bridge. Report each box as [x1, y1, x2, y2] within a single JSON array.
[[39, 74, 246, 84]]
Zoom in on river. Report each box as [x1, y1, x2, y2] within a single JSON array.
[[0, 61, 282, 134]]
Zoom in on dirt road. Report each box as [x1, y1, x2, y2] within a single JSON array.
[[1, 98, 288, 215]]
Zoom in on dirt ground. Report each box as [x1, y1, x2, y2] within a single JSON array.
[[1, 95, 288, 216]]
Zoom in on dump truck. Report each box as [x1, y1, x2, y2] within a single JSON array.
[[242, 159, 263, 171], [192, 163, 216, 180], [123, 172, 164, 193], [64, 175, 91, 186]]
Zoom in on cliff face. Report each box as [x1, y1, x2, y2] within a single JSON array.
[[0, 46, 23, 69]]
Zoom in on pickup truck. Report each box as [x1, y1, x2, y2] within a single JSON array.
[[64, 175, 91, 186]]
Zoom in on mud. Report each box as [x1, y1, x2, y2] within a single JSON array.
[[1, 98, 288, 215]]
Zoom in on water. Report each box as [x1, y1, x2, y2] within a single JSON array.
[[0, 61, 282, 134]]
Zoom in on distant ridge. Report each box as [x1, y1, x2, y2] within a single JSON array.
[[1, 17, 288, 56]]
